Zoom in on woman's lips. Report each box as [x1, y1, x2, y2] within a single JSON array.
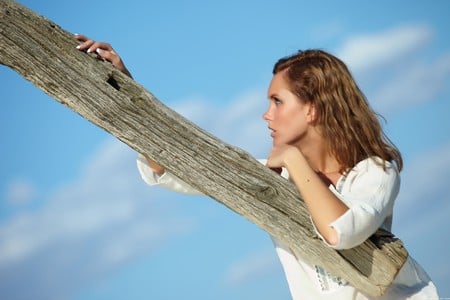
[[269, 128, 276, 137]]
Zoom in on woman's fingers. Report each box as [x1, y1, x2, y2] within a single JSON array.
[[74, 34, 112, 53], [95, 47, 118, 64], [73, 33, 133, 78], [74, 34, 93, 51], [75, 39, 94, 52], [74, 33, 88, 42], [87, 41, 113, 54], [75, 35, 116, 63]]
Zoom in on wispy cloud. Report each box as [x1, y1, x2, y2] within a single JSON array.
[[337, 24, 433, 72], [222, 249, 279, 286], [172, 88, 271, 157], [4, 178, 37, 205], [334, 24, 450, 114], [394, 143, 450, 292], [395, 143, 450, 235], [0, 140, 193, 300], [367, 52, 450, 113], [310, 21, 346, 43]]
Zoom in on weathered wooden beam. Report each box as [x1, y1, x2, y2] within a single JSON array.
[[0, 0, 408, 296]]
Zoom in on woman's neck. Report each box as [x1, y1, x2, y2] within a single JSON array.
[[294, 128, 343, 186], [296, 136, 341, 175], [303, 146, 342, 186]]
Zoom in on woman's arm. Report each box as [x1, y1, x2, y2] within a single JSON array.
[[136, 154, 203, 195], [75, 34, 165, 174], [143, 155, 165, 175], [267, 145, 349, 245], [267, 145, 400, 249]]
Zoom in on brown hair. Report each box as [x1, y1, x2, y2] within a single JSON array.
[[273, 49, 403, 172]]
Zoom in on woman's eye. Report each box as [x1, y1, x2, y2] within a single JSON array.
[[274, 98, 282, 105]]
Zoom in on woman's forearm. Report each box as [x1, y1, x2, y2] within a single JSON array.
[[143, 154, 165, 175], [284, 149, 349, 245]]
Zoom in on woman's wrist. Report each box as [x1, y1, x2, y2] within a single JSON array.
[[143, 154, 165, 175], [284, 147, 306, 172]]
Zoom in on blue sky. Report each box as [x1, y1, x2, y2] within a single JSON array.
[[1, 0, 449, 299]]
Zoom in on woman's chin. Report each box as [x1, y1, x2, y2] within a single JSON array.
[[272, 139, 285, 147], [271, 134, 295, 147]]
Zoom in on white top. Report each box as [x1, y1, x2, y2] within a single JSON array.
[[136, 154, 438, 299]]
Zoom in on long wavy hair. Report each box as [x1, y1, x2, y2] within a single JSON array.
[[273, 49, 403, 172]]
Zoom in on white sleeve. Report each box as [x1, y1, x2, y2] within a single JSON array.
[[136, 156, 286, 197], [136, 153, 204, 196], [320, 159, 400, 250]]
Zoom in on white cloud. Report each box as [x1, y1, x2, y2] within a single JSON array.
[[337, 24, 433, 72], [5, 179, 36, 204], [395, 143, 450, 233], [0, 139, 194, 299], [368, 53, 450, 113], [332, 24, 450, 114], [393, 143, 450, 294], [213, 89, 270, 155], [310, 21, 346, 42], [222, 249, 279, 286], [169, 96, 218, 128], [172, 88, 271, 158]]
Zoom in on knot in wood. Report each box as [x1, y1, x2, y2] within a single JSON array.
[[131, 96, 146, 107], [1, 8, 10, 16], [256, 185, 278, 199]]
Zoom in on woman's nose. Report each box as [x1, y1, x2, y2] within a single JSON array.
[[263, 109, 272, 121]]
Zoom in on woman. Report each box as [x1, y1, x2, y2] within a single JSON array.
[[76, 34, 439, 299]]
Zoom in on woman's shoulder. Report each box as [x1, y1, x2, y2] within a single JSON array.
[[350, 156, 398, 175], [344, 156, 400, 189], [339, 157, 401, 203]]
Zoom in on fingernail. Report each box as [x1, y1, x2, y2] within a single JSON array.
[[87, 48, 92, 53], [96, 48, 103, 54], [76, 45, 81, 49]]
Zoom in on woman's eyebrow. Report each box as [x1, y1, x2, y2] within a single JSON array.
[[268, 92, 279, 100]]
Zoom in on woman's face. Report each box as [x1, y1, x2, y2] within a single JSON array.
[[263, 71, 314, 147]]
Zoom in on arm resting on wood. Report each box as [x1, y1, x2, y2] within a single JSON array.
[[136, 154, 203, 195]]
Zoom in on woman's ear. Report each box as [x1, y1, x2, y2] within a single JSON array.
[[307, 103, 317, 123]]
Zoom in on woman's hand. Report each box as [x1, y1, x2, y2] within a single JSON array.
[[268, 144, 348, 246], [74, 34, 132, 78], [75, 34, 165, 174], [266, 144, 300, 169]]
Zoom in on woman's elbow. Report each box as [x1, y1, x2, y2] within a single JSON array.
[[327, 236, 339, 247], [322, 228, 340, 247], [322, 228, 362, 250]]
